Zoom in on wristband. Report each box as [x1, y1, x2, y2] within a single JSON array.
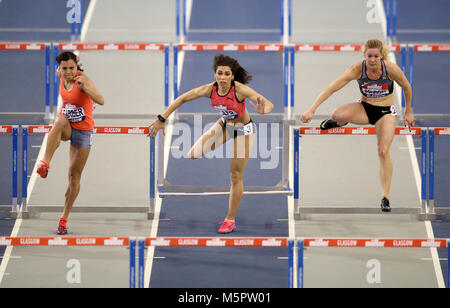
[[157, 115, 166, 123]]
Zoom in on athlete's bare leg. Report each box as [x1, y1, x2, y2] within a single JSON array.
[[61, 144, 90, 220], [42, 115, 72, 164], [375, 115, 396, 200]]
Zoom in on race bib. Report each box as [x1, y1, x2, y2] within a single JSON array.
[[214, 105, 238, 119], [62, 103, 86, 123], [361, 83, 390, 98]]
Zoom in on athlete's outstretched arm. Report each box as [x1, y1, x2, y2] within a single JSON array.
[[300, 62, 361, 123], [149, 83, 214, 137], [385, 61, 415, 128], [235, 82, 274, 114]]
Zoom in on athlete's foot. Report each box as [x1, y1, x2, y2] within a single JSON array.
[[37, 160, 50, 178], [380, 197, 391, 212], [320, 119, 348, 130], [218, 219, 236, 234], [57, 218, 68, 235]]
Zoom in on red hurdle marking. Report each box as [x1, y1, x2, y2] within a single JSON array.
[[304, 238, 448, 248], [178, 43, 284, 52], [0, 237, 129, 246], [0, 125, 13, 134], [58, 43, 165, 51], [412, 44, 450, 52], [295, 44, 401, 52], [435, 128, 450, 136], [1, 237, 447, 248], [27, 126, 149, 135], [0, 43, 46, 50], [299, 127, 421, 135]]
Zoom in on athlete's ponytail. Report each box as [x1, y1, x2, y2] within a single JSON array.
[[213, 54, 252, 84], [56, 51, 84, 72]]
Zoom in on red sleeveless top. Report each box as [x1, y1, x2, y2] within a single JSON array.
[[59, 71, 95, 131], [210, 81, 246, 120]]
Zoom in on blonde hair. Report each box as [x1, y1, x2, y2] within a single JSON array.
[[363, 39, 389, 60]]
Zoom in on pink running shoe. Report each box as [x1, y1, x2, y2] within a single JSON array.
[[57, 218, 68, 235], [37, 160, 50, 178], [218, 219, 236, 234]]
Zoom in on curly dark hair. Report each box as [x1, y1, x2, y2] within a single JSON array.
[[213, 54, 252, 84], [56, 51, 83, 72]]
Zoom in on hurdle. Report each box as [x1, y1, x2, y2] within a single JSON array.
[[0, 43, 52, 120], [296, 237, 449, 288], [1, 236, 447, 287], [21, 125, 153, 218], [55, 43, 170, 117], [0, 126, 18, 218], [428, 128, 450, 217], [293, 126, 428, 220], [154, 43, 293, 199]]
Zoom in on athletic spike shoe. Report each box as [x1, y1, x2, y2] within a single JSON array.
[[380, 197, 391, 213], [37, 160, 50, 179], [57, 218, 68, 235], [218, 219, 236, 234], [319, 119, 348, 130]]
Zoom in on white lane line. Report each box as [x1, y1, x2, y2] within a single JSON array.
[[0, 0, 99, 288], [378, 0, 445, 288], [144, 1, 193, 288], [80, 0, 97, 42]]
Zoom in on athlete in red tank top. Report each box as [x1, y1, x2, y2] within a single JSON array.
[[59, 70, 96, 131], [36, 52, 104, 235], [150, 54, 274, 234], [210, 80, 246, 120]]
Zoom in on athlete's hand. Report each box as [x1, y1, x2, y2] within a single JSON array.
[[403, 111, 416, 130], [149, 119, 165, 138], [300, 109, 314, 123], [74, 71, 87, 89], [249, 96, 267, 114]]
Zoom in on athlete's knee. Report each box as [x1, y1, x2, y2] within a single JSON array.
[[330, 109, 345, 122], [68, 169, 82, 185], [54, 116, 69, 129], [188, 146, 204, 160], [377, 144, 390, 159], [230, 169, 243, 185]]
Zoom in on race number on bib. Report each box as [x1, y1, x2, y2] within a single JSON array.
[[62, 103, 86, 123]]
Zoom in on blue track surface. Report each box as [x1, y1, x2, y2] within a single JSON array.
[[395, 0, 450, 43], [187, 0, 281, 42], [393, 0, 450, 282], [0, 0, 90, 41]]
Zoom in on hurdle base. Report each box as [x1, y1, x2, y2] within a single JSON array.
[[158, 182, 293, 197], [27, 205, 149, 218], [418, 207, 450, 221], [295, 206, 424, 220]]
